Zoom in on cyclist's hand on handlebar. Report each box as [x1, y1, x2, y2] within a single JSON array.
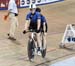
[[37, 30, 40, 33], [23, 30, 27, 34], [23, 29, 29, 34]]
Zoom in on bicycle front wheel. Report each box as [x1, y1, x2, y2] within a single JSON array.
[[27, 39, 35, 61]]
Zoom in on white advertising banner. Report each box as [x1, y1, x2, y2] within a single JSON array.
[[20, 0, 63, 7], [0, 0, 64, 10]]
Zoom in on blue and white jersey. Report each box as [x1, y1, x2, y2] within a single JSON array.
[[26, 12, 41, 23]]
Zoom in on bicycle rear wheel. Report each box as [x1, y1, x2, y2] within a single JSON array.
[[42, 48, 46, 58]]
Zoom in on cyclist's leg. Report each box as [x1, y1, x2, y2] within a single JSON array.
[[33, 33, 38, 55], [43, 33, 47, 49], [34, 33, 38, 48], [29, 31, 35, 49], [43, 22, 47, 49], [37, 32, 42, 56], [30, 23, 38, 49], [28, 31, 35, 60], [37, 33, 41, 48]]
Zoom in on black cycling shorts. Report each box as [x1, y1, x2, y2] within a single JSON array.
[[29, 22, 37, 32], [40, 23, 48, 33], [28, 22, 48, 33]]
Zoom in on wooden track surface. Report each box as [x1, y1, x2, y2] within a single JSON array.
[[0, 0, 75, 66]]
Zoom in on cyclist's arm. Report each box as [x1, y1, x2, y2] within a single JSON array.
[[37, 19, 41, 31], [24, 20, 30, 31], [43, 22, 46, 32], [24, 13, 31, 31], [42, 16, 48, 33], [37, 12, 41, 32], [43, 22, 48, 33]]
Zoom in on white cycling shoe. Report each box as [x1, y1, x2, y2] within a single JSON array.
[[37, 51, 42, 56], [34, 48, 37, 55]]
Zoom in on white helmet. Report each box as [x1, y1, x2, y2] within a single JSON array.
[[29, 3, 36, 9], [10, 0, 15, 2]]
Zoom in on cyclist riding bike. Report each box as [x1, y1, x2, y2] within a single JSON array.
[[36, 8, 48, 58], [23, 4, 42, 59]]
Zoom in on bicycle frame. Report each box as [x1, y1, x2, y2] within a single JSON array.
[[30, 32, 36, 42]]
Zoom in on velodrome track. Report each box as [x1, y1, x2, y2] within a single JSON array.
[[0, 0, 75, 66]]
